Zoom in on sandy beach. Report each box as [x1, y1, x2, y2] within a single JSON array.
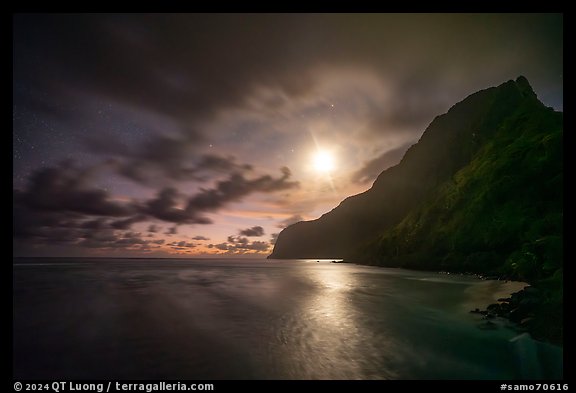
[[462, 279, 529, 312]]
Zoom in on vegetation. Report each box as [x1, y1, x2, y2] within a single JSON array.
[[366, 103, 562, 276]]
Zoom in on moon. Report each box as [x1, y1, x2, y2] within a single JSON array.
[[313, 150, 335, 173]]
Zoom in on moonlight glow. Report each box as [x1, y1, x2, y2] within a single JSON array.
[[313, 151, 335, 173]]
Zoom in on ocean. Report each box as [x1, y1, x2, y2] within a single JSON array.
[[12, 258, 563, 379]]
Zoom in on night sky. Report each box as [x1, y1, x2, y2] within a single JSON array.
[[13, 13, 563, 257]]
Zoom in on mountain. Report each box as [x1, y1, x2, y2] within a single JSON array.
[[269, 77, 563, 343]]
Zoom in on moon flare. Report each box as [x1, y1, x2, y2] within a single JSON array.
[[313, 151, 335, 173]]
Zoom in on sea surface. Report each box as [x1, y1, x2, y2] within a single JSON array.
[[13, 258, 563, 379]]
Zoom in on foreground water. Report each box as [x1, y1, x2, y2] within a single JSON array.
[[13, 258, 562, 379]]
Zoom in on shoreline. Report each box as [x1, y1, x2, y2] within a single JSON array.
[[463, 279, 529, 312]]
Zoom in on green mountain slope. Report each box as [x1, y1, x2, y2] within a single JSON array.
[[360, 84, 562, 279]]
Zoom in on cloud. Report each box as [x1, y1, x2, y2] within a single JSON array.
[[14, 14, 562, 140], [106, 134, 201, 184], [141, 187, 212, 224], [351, 143, 413, 184], [141, 187, 189, 223], [12, 202, 166, 253], [270, 233, 279, 245], [227, 236, 250, 245], [11, 163, 157, 253], [194, 154, 253, 176], [137, 168, 298, 225], [14, 14, 322, 133], [167, 241, 196, 250], [78, 230, 165, 250], [239, 226, 264, 237], [192, 235, 210, 241], [277, 214, 304, 228], [216, 233, 271, 254], [14, 162, 134, 217], [233, 241, 270, 252], [111, 215, 147, 229], [148, 224, 160, 233], [185, 167, 299, 218], [214, 243, 230, 251], [104, 139, 254, 185]]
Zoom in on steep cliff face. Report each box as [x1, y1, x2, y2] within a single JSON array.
[[270, 76, 554, 262]]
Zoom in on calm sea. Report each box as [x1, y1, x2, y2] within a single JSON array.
[[13, 258, 562, 379]]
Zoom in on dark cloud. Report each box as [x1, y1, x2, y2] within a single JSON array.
[[14, 14, 320, 130], [100, 136, 253, 185], [111, 215, 147, 229], [13, 161, 294, 245], [195, 154, 253, 176], [192, 235, 210, 241], [13, 162, 296, 256], [351, 143, 413, 184], [227, 236, 249, 245], [167, 241, 196, 250], [141, 187, 211, 225], [107, 133, 202, 184], [13, 201, 165, 253], [185, 168, 299, 217], [148, 224, 160, 233], [234, 241, 269, 252], [79, 218, 108, 230], [239, 226, 264, 237], [13, 206, 82, 243], [214, 243, 230, 251], [138, 168, 298, 225], [8, 160, 254, 249], [78, 230, 165, 250], [14, 162, 134, 217], [214, 232, 272, 254], [11, 162, 161, 253], [270, 233, 279, 245], [14, 14, 562, 135]]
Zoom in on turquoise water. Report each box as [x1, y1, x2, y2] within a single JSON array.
[[13, 258, 562, 379]]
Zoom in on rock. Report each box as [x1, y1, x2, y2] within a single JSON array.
[[471, 285, 560, 345]]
